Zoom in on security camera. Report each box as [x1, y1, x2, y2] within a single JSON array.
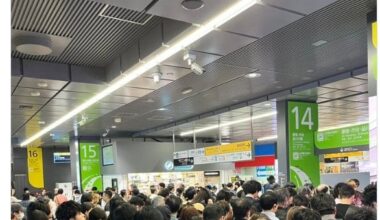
[[191, 62, 205, 75]]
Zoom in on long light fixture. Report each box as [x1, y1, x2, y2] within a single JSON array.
[[179, 111, 277, 136], [257, 135, 277, 142], [20, 0, 258, 147]]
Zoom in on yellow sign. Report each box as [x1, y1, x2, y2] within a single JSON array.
[[372, 22, 377, 49], [27, 147, 44, 188], [205, 141, 252, 156], [324, 151, 363, 159]]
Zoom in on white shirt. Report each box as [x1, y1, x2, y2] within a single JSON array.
[[262, 211, 279, 220]]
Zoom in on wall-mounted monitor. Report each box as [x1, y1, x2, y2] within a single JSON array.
[[102, 144, 114, 166], [53, 152, 70, 163]]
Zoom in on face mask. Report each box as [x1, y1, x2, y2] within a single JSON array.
[[17, 212, 24, 220]]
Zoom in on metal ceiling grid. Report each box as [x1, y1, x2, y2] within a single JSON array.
[[11, 0, 162, 67]]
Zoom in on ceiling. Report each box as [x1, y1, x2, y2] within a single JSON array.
[[10, 0, 375, 146]]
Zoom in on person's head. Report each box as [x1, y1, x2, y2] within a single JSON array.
[[286, 187, 297, 206], [129, 196, 145, 211], [113, 203, 136, 220], [234, 181, 241, 190], [150, 185, 157, 195], [192, 187, 212, 205], [165, 195, 182, 214], [158, 188, 171, 198], [80, 202, 94, 218], [156, 206, 171, 220], [108, 197, 125, 219], [131, 188, 140, 196], [344, 206, 376, 220], [338, 183, 355, 203], [286, 206, 303, 220], [347, 179, 360, 190], [216, 200, 233, 220], [22, 192, 30, 201], [11, 203, 24, 220], [167, 183, 175, 192], [363, 183, 377, 208], [120, 189, 127, 198], [184, 187, 197, 201], [28, 210, 49, 220], [137, 205, 164, 220], [91, 186, 98, 192], [314, 184, 330, 195], [216, 189, 232, 202], [259, 192, 278, 212], [27, 200, 51, 219], [310, 193, 335, 216], [332, 182, 346, 199], [249, 213, 270, 220], [58, 188, 64, 194], [242, 180, 262, 196], [179, 205, 201, 220], [88, 207, 106, 220], [55, 201, 85, 220], [226, 183, 233, 189], [74, 189, 81, 195], [203, 204, 224, 220], [292, 208, 321, 220], [102, 190, 112, 203], [92, 193, 101, 205], [274, 188, 290, 208], [267, 175, 275, 184], [230, 198, 251, 220], [159, 182, 166, 190], [81, 192, 93, 203], [293, 194, 309, 207], [152, 195, 166, 208]]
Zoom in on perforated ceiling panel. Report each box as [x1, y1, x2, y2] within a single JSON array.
[[11, 0, 161, 67]]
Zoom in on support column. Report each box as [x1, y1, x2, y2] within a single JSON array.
[[69, 136, 80, 188], [276, 100, 289, 186]]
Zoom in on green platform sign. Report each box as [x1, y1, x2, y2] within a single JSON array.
[[288, 101, 320, 187], [315, 124, 369, 153], [79, 142, 103, 191]]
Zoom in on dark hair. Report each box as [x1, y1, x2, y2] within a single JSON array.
[[113, 203, 137, 220], [74, 189, 80, 194], [167, 183, 175, 191], [89, 207, 107, 220], [55, 201, 82, 220], [158, 188, 171, 198], [58, 188, 64, 194], [104, 190, 113, 199], [11, 203, 23, 214], [192, 187, 211, 205], [348, 179, 360, 187], [73, 186, 79, 190], [285, 182, 296, 189], [44, 191, 54, 200], [120, 189, 127, 198], [81, 202, 95, 214], [178, 205, 200, 220], [150, 185, 157, 194], [159, 182, 166, 188], [310, 193, 336, 215], [27, 200, 51, 217], [203, 204, 224, 220], [137, 205, 164, 220], [216, 189, 232, 202], [333, 182, 346, 199], [363, 183, 377, 207], [215, 200, 230, 215], [108, 197, 125, 220], [293, 208, 321, 220], [273, 188, 289, 206], [260, 192, 278, 211], [132, 188, 140, 196], [130, 196, 145, 207], [81, 192, 93, 203], [237, 189, 245, 198], [28, 210, 49, 220], [267, 175, 275, 181], [338, 183, 355, 199], [293, 194, 309, 207], [344, 206, 376, 220], [165, 195, 182, 213], [242, 180, 262, 195], [22, 193, 30, 201], [226, 183, 233, 188], [92, 186, 98, 191], [231, 198, 251, 220], [287, 187, 297, 197], [184, 187, 197, 201]]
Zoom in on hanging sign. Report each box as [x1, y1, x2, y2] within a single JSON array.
[[27, 147, 44, 188], [79, 142, 103, 191], [288, 101, 320, 187]]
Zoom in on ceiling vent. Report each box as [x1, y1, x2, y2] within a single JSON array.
[[18, 105, 33, 109], [99, 4, 154, 25]]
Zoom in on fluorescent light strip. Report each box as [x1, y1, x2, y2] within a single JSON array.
[[257, 135, 277, 142], [20, 0, 257, 147], [180, 111, 277, 136], [318, 121, 368, 132]]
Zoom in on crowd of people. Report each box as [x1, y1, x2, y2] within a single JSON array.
[[10, 176, 377, 220]]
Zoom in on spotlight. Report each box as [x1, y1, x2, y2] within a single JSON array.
[[191, 62, 205, 75]]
